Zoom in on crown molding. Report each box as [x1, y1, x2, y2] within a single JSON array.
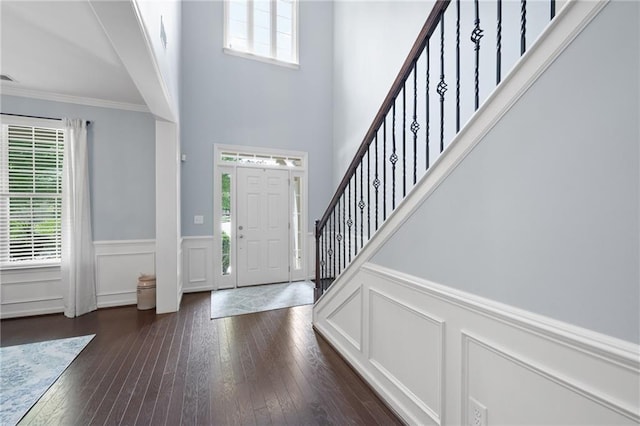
[[0, 85, 149, 113]]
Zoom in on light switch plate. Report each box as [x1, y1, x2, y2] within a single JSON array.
[[194, 215, 204, 225]]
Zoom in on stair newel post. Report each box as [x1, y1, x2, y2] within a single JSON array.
[[314, 219, 321, 301]]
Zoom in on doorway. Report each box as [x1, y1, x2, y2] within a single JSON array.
[[213, 145, 308, 289], [236, 167, 289, 286]]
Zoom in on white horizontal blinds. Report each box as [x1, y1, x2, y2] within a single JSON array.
[[225, 0, 297, 64], [0, 124, 64, 265]]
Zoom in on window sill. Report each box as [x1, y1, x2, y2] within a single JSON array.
[[1, 262, 61, 272], [223, 48, 300, 70]]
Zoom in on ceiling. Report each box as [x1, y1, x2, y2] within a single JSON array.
[[0, 0, 146, 107]]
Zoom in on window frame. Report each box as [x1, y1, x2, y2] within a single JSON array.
[[0, 116, 65, 270], [223, 0, 300, 68]]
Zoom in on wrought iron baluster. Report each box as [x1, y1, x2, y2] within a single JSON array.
[[374, 133, 380, 230], [383, 118, 387, 220], [347, 181, 352, 263], [426, 42, 430, 170], [471, 0, 484, 111], [402, 83, 406, 199], [521, 0, 527, 55], [367, 147, 371, 240], [456, 0, 460, 132], [332, 210, 336, 279], [391, 101, 397, 210], [411, 62, 419, 185], [353, 171, 358, 257], [341, 195, 345, 271], [497, 0, 502, 84], [438, 13, 447, 153], [320, 223, 327, 282], [356, 160, 366, 251], [550, 0, 555, 19]]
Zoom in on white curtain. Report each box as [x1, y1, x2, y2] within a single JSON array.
[[62, 118, 97, 318]]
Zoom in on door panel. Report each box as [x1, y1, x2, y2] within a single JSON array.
[[237, 167, 289, 287]]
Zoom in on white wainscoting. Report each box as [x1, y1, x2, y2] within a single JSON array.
[[94, 239, 156, 308], [1, 239, 156, 318], [182, 236, 215, 293], [313, 262, 640, 425], [0, 266, 64, 318]]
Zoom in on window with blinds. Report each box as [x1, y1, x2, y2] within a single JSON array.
[[0, 123, 64, 267], [224, 0, 298, 66]]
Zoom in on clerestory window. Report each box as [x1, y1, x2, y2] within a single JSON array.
[[224, 0, 298, 67]]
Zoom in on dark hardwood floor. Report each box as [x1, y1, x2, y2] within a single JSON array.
[[1, 292, 402, 426]]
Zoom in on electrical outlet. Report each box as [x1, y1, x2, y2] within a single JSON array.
[[468, 397, 488, 426], [194, 215, 204, 225]]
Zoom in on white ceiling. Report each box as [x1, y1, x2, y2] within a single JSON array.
[[0, 0, 146, 107]]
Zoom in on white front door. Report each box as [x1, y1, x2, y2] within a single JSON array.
[[236, 167, 289, 287]]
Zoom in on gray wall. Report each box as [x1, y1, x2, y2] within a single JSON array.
[[1, 95, 156, 241], [332, 1, 433, 187], [373, 1, 640, 343], [332, 1, 550, 188], [180, 0, 333, 236]]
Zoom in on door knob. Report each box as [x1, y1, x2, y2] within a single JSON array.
[[238, 225, 244, 230], [239, 235, 244, 239]]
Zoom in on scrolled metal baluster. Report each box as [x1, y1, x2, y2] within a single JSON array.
[[359, 159, 364, 249], [367, 146, 371, 240], [354, 170, 358, 257], [332, 210, 336, 279], [374, 133, 380, 230], [550, 0, 555, 19], [471, 0, 484, 111], [391, 101, 398, 210], [437, 12, 447, 153], [411, 62, 419, 185]]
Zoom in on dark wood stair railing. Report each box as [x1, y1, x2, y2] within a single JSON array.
[[315, 0, 557, 301]]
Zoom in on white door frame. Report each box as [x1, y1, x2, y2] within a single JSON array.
[[213, 144, 308, 289]]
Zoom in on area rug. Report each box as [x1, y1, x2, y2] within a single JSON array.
[[211, 281, 314, 319], [0, 334, 95, 425]]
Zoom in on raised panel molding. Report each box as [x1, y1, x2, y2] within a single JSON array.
[[461, 332, 639, 425], [182, 236, 214, 292], [368, 289, 445, 425], [94, 240, 156, 308], [313, 262, 640, 425], [327, 285, 363, 351]]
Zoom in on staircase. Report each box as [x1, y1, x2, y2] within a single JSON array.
[[311, 1, 640, 424], [314, 0, 558, 300]]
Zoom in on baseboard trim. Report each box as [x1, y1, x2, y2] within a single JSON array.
[[312, 324, 409, 425]]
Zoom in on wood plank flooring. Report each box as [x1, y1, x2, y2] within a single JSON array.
[[0, 292, 402, 426]]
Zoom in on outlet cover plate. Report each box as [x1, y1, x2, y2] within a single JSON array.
[[469, 397, 488, 426]]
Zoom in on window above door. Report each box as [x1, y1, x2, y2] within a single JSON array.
[[223, 0, 299, 68]]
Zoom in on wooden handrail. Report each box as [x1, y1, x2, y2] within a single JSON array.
[[317, 0, 451, 231]]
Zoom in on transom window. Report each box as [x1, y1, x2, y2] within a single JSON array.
[[224, 0, 298, 66], [220, 151, 303, 168], [0, 121, 64, 267]]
